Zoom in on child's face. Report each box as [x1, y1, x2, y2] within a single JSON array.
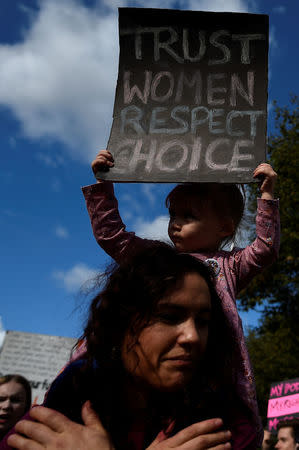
[[168, 196, 229, 253]]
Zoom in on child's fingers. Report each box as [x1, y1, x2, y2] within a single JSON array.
[[253, 163, 277, 198], [95, 150, 114, 160], [91, 150, 114, 175], [253, 163, 277, 179]]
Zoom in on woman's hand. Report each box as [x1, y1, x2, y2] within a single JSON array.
[[7, 402, 115, 450], [147, 418, 231, 449], [253, 163, 277, 200], [91, 150, 114, 181]]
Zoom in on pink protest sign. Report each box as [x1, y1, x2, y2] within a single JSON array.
[[267, 377, 299, 432], [268, 393, 299, 417]]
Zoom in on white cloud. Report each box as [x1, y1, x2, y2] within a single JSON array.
[[272, 5, 286, 14], [120, 193, 144, 214], [53, 263, 98, 292], [135, 215, 170, 241], [36, 152, 64, 167], [0, 0, 118, 162], [2, 209, 17, 217], [0, 0, 253, 163], [9, 137, 17, 148], [269, 26, 278, 52], [186, 0, 251, 12], [0, 317, 6, 350], [141, 184, 156, 207], [51, 178, 62, 192], [55, 225, 69, 239]]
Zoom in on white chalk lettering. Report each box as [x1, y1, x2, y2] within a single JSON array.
[[155, 140, 188, 171], [121, 28, 265, 65], [205, 138, 231, 170], [154, 27, 183, 62], [124, 71, 152, 104], [232, 34, 266, 64], [229, 139, 254, 171], [175, 71, 202, 104], [207, 73, 227, 105], [123, 71, 256, 107], [208, 30, 231, 65], [120, 106, 263, 137], [189, 137, 202, 171], [110, 139, 137, 173], [151, 71, 174, 102], [149, 107, 168, 133], [191, 106, 209, 133], [230, 71, 254, 107], [112, 136, 258, 176], [129, 138, 156, 172], [209, 109, 225, 134], [121, 105, 144, 135], [226, 110, 264, 137], [183, 29, 206, 62], [171, 106, 189, 134], [149, 106, 189, 134]]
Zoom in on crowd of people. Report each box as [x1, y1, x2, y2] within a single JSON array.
[[0, 148, 295, 449]]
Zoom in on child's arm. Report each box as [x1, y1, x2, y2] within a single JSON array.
[[82, 151, 156, 264], [253, 162, 277, 200], [231, 163, 280, 292]]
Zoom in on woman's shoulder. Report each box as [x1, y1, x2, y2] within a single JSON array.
[[43, 359, 97, 423]]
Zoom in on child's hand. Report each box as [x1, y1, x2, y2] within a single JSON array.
[[91, 150, 114, 182], [253, 163, 277, 200]]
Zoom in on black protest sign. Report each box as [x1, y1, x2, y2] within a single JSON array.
[[101, 8, 269, 183]]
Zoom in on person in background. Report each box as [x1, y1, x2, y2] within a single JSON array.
[[275, 419, 299, 450], [262, 429, 273, 450], [262, 428, 277, 450], [0, 375, 31, 441]]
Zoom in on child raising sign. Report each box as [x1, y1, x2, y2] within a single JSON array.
[[82, 150, 279, 448]]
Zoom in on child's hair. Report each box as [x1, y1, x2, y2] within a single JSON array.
[[165, 183, 245, 249]]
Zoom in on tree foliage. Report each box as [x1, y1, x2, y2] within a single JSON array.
[[246, 321, 299, 422], [238, 96, 299, 424], [238, 95, 299, 319]]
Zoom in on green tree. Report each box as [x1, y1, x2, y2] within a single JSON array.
[[238, 96, 299, 423]]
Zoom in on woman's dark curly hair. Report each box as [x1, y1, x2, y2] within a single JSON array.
[[81, 243, 236, 440]]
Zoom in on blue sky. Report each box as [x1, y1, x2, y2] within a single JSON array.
[[0, 0, 298, 340]]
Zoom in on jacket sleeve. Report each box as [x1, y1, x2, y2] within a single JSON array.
[[82, 181, 157, 264], [232, 198, 280, 293]]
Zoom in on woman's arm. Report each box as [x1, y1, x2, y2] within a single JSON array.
[[147, 418, 231, 449], [7, 402, 115, 450], [7, 407, 231, 450]]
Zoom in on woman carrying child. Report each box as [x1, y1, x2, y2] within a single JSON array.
[[5, 244, 253, 449], [81, 150, 279, 447]]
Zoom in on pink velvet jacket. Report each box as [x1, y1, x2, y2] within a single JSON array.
[[82, 181, 280, 447]]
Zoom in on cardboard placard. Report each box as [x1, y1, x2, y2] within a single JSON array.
[[100, 7, 269, 183], [267, 377, 299, 432]]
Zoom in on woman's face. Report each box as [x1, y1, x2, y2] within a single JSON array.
[[0, 380, 27, 436], [122, 272, 211, 392]]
